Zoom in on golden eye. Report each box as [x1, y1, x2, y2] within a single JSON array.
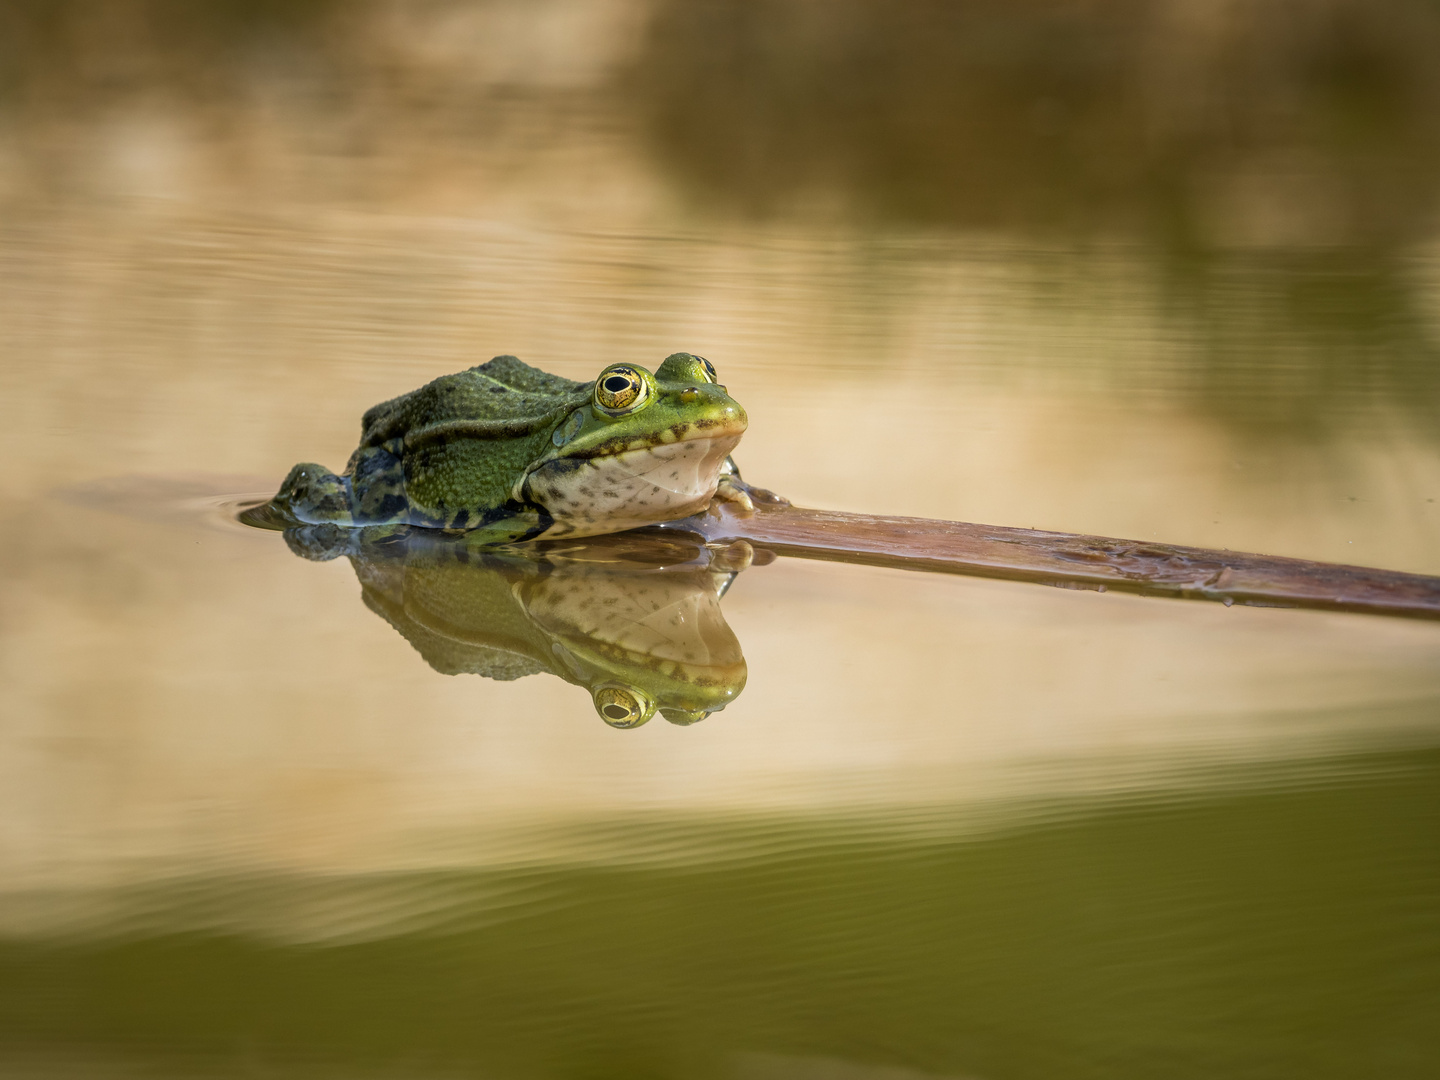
[[697, 355, 718, 383], [593, 686, 651, 728], [595, 366, 646, 413]]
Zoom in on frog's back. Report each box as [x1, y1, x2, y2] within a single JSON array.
[[359, 355, 589, 449]]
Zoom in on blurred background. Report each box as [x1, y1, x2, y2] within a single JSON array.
[[1, 2, 1439, 1078]]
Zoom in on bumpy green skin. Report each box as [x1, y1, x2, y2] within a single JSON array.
[[266, 353, 746, 543]]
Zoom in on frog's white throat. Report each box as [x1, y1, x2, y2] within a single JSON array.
[[520, 431, 744, 537]]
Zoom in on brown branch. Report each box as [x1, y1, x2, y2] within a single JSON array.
[[684, 503, 1440, 621]]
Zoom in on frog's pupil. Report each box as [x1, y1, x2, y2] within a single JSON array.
[[604, 375, 631, 393], [603, 703, 631, 720]]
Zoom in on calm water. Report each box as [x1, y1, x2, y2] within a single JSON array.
[[3, 2, 1440, 1077]]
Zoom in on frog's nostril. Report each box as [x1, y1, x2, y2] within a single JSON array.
[[680, 387, 700, 403]]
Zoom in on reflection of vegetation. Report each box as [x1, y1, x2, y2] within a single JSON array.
[[0, 0, 340, 105], [1157, 251, 1440, 435], [276, 523, 752, 727], [636, 0, 1440, 246], [8, 0, 1440, 248], [1, 745, 1436, 1077]]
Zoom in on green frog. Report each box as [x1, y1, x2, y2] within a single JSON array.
[[263, 352, 757, 543]]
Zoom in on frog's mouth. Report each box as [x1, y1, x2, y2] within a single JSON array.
[[519, 422, 745, 536]]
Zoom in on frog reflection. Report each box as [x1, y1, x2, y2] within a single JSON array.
[[277, 523, 757, 727]]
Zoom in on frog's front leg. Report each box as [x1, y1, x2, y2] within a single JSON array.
[[714, 456, 754, 513], [713, 456, 789, 514]]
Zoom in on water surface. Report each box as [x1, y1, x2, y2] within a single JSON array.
[[2, 2, 1439, 1077]]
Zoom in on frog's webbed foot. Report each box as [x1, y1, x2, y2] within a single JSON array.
[[270, 463, 356, 526], [713, 456, 788, 516]]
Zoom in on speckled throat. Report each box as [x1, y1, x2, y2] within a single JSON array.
[[519, 426, 744, 538]]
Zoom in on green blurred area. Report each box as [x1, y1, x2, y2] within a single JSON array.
[[6, 0, 1440, 244], [636, 0, 1440, 245], [2, 747, 1438, 1080]]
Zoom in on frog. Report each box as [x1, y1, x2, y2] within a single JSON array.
[[262, 352, 759, 544]]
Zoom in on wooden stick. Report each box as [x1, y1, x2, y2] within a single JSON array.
[[679, 502, 1440, 621]]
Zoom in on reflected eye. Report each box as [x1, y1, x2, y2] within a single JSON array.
[[593, 686, 651, 728], [697, 355, 718, 383], [594, 366, 647, 413]]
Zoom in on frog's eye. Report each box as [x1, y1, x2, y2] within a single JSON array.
[[593, 686, 653, 728], [697, 355, 718, 383], [594, 366, 648, 414]]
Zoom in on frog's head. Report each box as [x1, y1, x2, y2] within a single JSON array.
[[520, 353, 748, 535]]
